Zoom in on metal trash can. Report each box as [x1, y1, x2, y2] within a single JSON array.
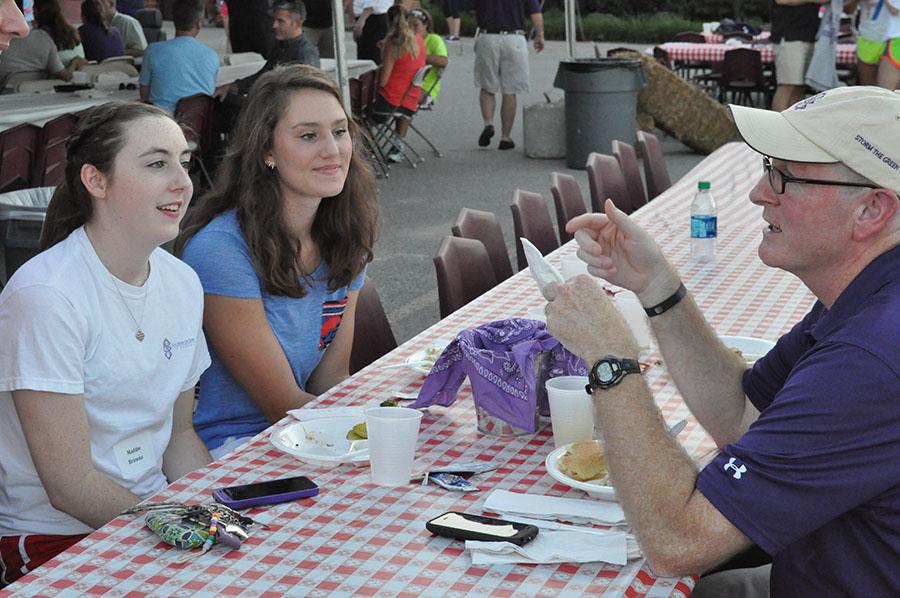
[[553, 58, 647, 169], [0, 187, 54, 285]]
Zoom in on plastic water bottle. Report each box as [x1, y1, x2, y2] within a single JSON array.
[[691, 181, 717, 263]]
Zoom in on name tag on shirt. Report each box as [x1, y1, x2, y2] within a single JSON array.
[[113, 431, 156, 479]]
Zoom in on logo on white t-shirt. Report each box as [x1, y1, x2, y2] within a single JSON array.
[[163, 336, 196, 360], [724, 457, 747, 479]]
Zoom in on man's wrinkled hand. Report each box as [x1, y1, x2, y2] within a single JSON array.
[[545, 275, 639, 364]]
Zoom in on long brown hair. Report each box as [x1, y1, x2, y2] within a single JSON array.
[[34, 0, 80, 51], [175, 65, 378, 297], [40, 102, 176, 250], [80, 0, 110, 31], [384, 4, 419, 59]]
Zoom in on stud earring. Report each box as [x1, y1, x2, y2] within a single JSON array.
[[265, 159, 276, 170]]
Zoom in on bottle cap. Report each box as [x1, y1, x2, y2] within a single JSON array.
[[698, 181, 711, 190]]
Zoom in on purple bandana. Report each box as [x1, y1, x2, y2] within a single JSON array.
[[411, 319, 587, 432]]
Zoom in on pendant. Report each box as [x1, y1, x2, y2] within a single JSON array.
[[136, 329, 145, 342]]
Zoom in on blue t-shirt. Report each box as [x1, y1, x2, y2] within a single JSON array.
[[138, 36, 219, 113], [182, 210, 366, 450], [696, 244, 900, 595]]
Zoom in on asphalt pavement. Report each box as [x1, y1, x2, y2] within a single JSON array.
[[184, 24, 707, 343]]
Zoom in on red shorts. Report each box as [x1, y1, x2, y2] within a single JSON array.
[[0, 534, 87, 588]]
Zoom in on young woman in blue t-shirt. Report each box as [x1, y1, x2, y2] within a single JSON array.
[[177, 65, 379, 458]]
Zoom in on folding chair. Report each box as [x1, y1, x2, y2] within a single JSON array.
[[451, 207, 513, 283], [510, 188, 558, 272], [403, 69, 443, 158], [370, 65, 431, 168], [349, 277, 398, 374], [636, 131, 672, 201], [349, 74, 389, 178], [612, 140, 648, 213], [550, 172, 587, 244], [433, 236, 498, 318], [585, 152, 631, 214]]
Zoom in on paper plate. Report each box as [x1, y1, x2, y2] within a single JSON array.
[[545, 444, 617, 501], [719, 335, 776, 365], [271, 417, 369, 467], [404, 339, 451, 375]]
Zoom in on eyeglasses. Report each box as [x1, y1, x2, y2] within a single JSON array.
[[762, 156, 880, 195]]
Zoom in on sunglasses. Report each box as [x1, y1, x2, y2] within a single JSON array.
[[409, 9, 427, 22], [762, 156, 880, 195]]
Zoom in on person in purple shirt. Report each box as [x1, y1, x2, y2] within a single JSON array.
[[78, 0, 125, 61], [543, 85, 900, 596], [473, 0, 543, 151]]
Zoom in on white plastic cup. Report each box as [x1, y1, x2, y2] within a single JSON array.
[[545, 376, 594, 447], [560, 253, 589, 281], [365, 407, 423, 486], [613, 290, 654, 351], [72, 71, 89, 85]]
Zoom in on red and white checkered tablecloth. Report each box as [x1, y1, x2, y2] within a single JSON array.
[[702, 31, 770, 44], [7, 142, 814, 597], [658, 42, 858, 65]]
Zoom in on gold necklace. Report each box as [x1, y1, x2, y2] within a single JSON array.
[[111, 274, 149, 342]]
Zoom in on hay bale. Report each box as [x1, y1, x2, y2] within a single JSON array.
[[608, 49, 738, 154]]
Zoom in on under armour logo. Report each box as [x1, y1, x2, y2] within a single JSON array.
[[724, 457, 747, 479]]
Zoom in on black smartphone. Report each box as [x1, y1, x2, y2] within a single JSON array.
[[212, 475, 319, 510], [426, 512, 539, 546]]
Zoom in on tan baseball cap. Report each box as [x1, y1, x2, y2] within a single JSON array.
[[728, 87, 900, 193]]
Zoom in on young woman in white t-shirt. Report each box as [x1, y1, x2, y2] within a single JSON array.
[[0, 102, 212, 587]]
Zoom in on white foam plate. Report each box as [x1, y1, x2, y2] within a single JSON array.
[[545, 443, 616, 501], [404, 339, 451, 375], [271, 417, 369, 467], [719, 335, 776, 365]]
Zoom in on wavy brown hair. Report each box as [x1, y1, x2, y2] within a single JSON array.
[[384, 4, 419, 59], [40, 102, 175, 250], [175, 65, 378, 298], [34, 0, 80, 51]]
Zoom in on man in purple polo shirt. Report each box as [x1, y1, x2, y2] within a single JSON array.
[[473, 0, 543, 151], [543, 85, 900, 595]]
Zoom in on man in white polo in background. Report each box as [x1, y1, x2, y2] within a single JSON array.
[[473, 0, 543, 151], [103, 0, 147, 58], [545, 86, 900, 595]]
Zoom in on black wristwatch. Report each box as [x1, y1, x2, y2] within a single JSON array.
[[586, 355, 642, 394]]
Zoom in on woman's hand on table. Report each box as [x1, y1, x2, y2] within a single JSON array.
[[544, 274, 640, 363], [567, 198, 682, 308]]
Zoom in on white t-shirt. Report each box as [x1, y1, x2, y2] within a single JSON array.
[[0, 227, 210, 536], [360, 0, 392, 15]]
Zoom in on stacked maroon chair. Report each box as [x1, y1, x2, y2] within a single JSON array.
[[549, 172, 588, 244], [636, 130, 672, 201], [173, 93, 216, 189], [349, 277, 397, 374], [451, 207, 513, 283], [33, 113, 81, 187], [433, 236, 498, 318], [510, 188, 559, 271], [350, 70, 389, 177], [585, 152, 631, 214], [612, 140, 648, 214], [0, 123, 40, 193]]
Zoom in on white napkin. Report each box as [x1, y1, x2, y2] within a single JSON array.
[[466, 529, 627, 565], [521, 238, 564, 298], [287, 399, 381, 421], [484, 489, 626, 526]]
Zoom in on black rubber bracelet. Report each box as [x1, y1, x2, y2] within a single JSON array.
[[643, 283, 687, 318]]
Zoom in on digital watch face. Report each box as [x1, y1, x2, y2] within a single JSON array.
[[597, 361, 614, 382]]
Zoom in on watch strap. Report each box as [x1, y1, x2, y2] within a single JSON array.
[[643, 283, 687, 318]]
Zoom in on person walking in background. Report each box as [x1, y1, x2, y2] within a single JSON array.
[[443, 0, 460, 41], [473, 0, 543, 151], [353, 0, 390, 64], [770, 0, 827, 111], [408, 7, 447, 105], [302, 0, 334, 59], [139, 0, 218, 112], [78, 0, 125, 61], [102, 0, 146, 57], [177, 65, 378, 459], [32, 0, 85, 68]]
